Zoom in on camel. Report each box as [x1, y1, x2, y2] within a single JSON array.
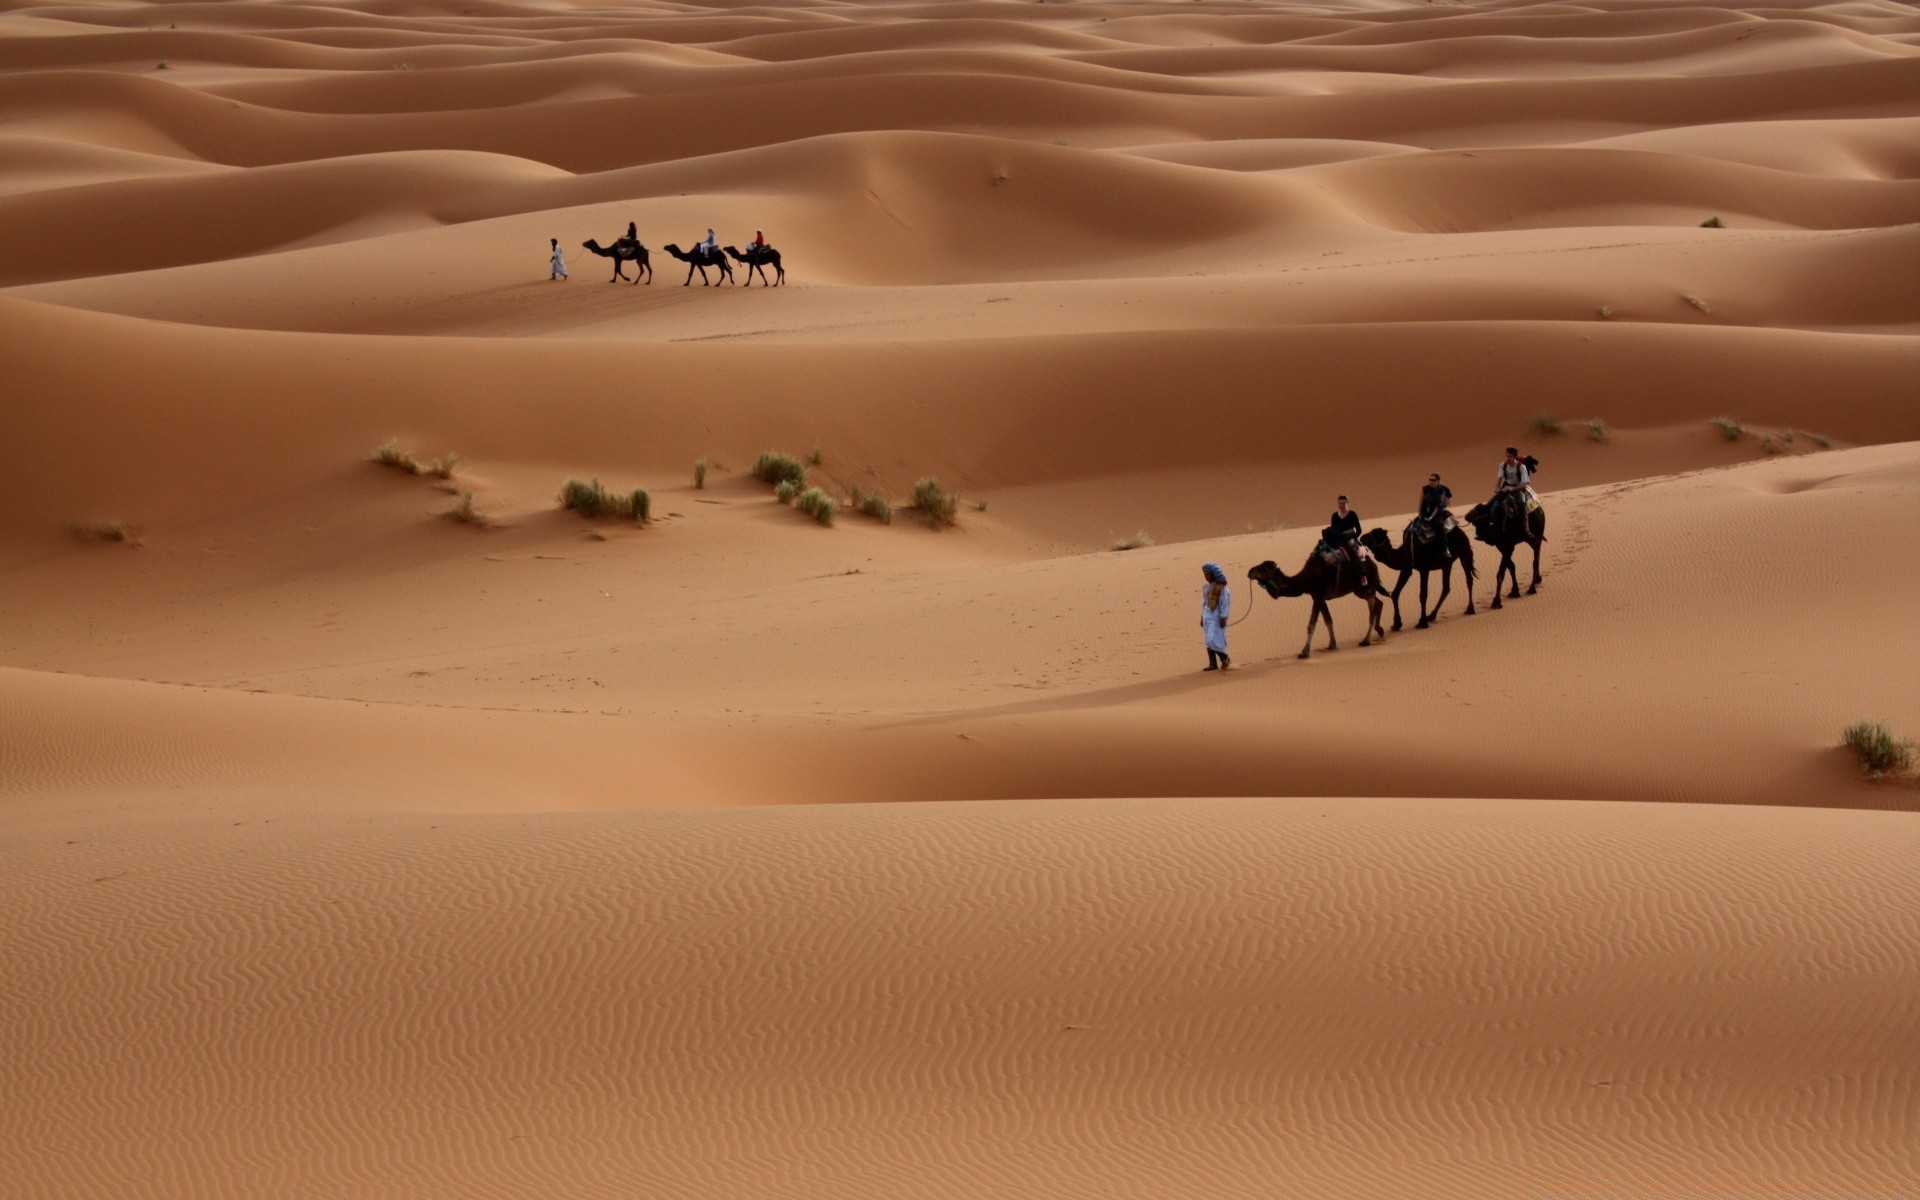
[[1360, 522, 1476, 631], [1463, 497, 1546, 607], [662, 243, 734, 287], [1247, 549, 1389, 660], [724, 245, 785, 287], [581, 237, 651, 284]]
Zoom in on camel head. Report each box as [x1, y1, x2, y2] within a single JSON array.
[[1247, 560, 1288, 599], [582, 239, 602, 253], [1360, 528, 1392, 554]]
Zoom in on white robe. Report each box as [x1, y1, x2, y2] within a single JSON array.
[[550, 246, 568, 278], [1202, 585, 1230, 654]]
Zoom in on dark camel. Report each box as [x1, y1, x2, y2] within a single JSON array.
[[1247, 550, 1389, 660], [1360, 523, 1477, 631], [581, 237, 651, 284], [1463, 497, 1546, 607], [724, 245, 785, 287], [662, 243, 735, 287]]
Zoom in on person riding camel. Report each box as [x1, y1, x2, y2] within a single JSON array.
[[751, 228, 768, 253], [699, 228, 719, 259], [621, 221, 639, 248], [1322, 495, 1368, 579], [1418, 472, 1454, 559], [1494, 447, 1535, 522]]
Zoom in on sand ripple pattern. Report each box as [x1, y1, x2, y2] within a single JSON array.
[[4, 797, 1917, 1199]]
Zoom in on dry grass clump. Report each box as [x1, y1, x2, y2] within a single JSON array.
[[1531, 413, 1562, 435], [1597, 305, 1613, 319], [1843, 720, 1915, 779], [372, 439, 421, 474], [1761, 435, 1784, 455], [1586, 418, 1609, 443], [912, 476, 959, 527], [808, 442, 824, 467], [1712, 416, 1746, 441], [1809, 432, 1833, 449], [775, 479, 800, 505], [795, 487, 837, 526], [751, 451, 807, 489], [1700, 216, 1724, 228], [856, 491, 893, 524], [73, 520, 139, 545], [424, 452, 459, 480], [559, 477, 649, 522], [693, 458, 707, 489], [1113, 532, 1154, 551], [444, 492, 490, 526], [1684, 294, 1710, 313]]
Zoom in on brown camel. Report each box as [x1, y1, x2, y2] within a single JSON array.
[[1360, 523, 1476, 631], [581, 237, 650, 284], [1463, 497, 1546, 607], [1247, 550, 1389, 660]]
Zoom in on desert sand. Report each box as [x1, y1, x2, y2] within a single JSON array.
[[2, 0, 1918, 1196]]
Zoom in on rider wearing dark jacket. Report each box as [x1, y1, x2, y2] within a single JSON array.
[[1419, 475, 1453, 523], [1323, 496, 1361, 556]]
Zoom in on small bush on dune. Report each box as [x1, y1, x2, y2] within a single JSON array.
[[1761, 436, 1783, 455], [1586, 418, 1609, 443], [1597, 305, 1613, 319], [425, 452, 459, 480], [694, 458, 707, 489], [1700, 216, 1724, 228], [559, 477, 648, 522], [775, 479, 799, 505], [913, 476, 958, 527], [857, 491, 893, 524], [795, 487, 837, 526], [445, 492, 488, 526], [1712, 417, 1746, 441], [1843, 720, 1915, 779], [751, 451, 807, 489], [1809, 432, 1833, 449], [809, 442, 824, 467], [372, 439, 421, 474], [1532, 413, 1562, 435], [1113, 532, 1154, 551], [973, 499, 988, 512], [1684, 294, 1710, 313], [73, 520, 138, 545]]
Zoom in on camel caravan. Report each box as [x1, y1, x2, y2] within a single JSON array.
[[555, 222, 785, 287], [1228, 448, 1545, 666]]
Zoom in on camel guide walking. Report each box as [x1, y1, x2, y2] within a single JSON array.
[[549, 238, 569, 280], [1201, 562, 1232, 671]]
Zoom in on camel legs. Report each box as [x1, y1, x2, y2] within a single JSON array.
[[1490, 550, 1515, 607], [1358, 592, 1383, 646], [1527, 537, 1542, 594], [1388, 568, 1412, 632], [1300, 598, 1336, 659]]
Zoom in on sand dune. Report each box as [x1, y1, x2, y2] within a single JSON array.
[[4, 0, 1918, 1196]]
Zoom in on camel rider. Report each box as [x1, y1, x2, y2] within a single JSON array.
[[623, 221, 639, 247], [1495, 447, 1535, 520], [700, 229, 719, 258], [751, 228, 768, 253], [1322, 495, 1368, 575], [1418, 472, 1454, 558]]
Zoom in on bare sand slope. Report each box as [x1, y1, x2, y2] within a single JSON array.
[[4, 796, 1917, 1200]]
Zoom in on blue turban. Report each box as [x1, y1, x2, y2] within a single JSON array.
[[1203, 562, 1226, 585]]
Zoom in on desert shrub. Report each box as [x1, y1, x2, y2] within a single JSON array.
[[155, 61, 168, 70], [445, 492, 486, 525], [1532, 413, 1562, 435], [73, 520, 137, 544], [795, 487, 837, 526], [751, 451, 807, 489], [1113, 532, 1154, 551], [630, 489, 651, 523], [1700, 216, 1724, 228], [1761, 436, 1783, 455], [693, 458, 707, 489], [1712, 417, 1746, 441], [774, 479, 799, 505], [808, 442, 823, 467], [1843, 720, 1915, 779], [1684, 295, 1710, 312], [857, 491, 893, 524], [912, 476, 958, 527], [1809, 432, 1833, 449], [973, 499, 988, 512], [1586, 418, 1609, 443], [559, 477, 647, 522], [425, 452, 459, 480], [372, 440, 421, 474], [1597, 305, 1613, 319]]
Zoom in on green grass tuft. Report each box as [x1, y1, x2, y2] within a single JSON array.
[[425, 452, 459, 480], [1586, 418, 1609, 443], [1700, 216, 1724, 228], [1809, 432, 1833, 449], [445, 492, 488, 526], [1532, 413, 1563, 435], [1843, 720, 1915, 779], [1597, 305, 1613, 319], [693, 458, 707, 489], [912, 477, 959, 527], [1712, 417, 1746, 442], [73, 520, 138, 545], [751, 451, 807, 489], [795, 486, 837, 526], [559, 477, 648, 522], [808, 442, 823, 467], [774, 479, 799, 505], [857, 491, 893, 524]]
